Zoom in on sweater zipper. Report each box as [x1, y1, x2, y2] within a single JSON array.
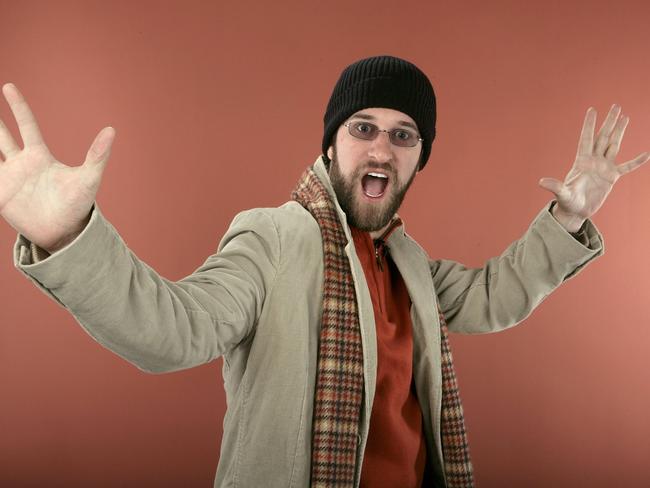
[[373, 218, 402, 272], [374, 243, 384, 272]]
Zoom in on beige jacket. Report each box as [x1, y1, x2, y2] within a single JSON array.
[[14, 156, 604, 487]]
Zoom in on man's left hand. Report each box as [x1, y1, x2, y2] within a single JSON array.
[[539, 104, 649, 233]]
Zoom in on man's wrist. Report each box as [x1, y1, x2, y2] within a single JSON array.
[[550, 203, 585, 234], [42, 212, 92, 254]]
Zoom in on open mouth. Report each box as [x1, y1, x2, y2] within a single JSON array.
[[361, 172, 389, 198]]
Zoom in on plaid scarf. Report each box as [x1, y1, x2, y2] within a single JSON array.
[[291, 165, 474, 487]]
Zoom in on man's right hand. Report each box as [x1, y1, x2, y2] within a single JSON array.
[[0, 83, 115, 254]]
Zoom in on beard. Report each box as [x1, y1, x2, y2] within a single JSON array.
[[328, 145, 418, 232]]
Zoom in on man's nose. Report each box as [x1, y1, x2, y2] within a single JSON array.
[[367, 130, 394, 162]]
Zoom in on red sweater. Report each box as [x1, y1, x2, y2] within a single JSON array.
[[351, 223, 427, 488]]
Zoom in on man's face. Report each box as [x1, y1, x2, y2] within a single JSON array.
[[327, 107, 422, 234]]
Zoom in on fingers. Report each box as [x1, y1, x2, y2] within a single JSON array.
[[0, 85, 22, 159], [594, 104, 621, 156], [80, 127, 115, 191], [2, 83, 46, 148], [604, 115, 629, 160], [82, 126, 115, 170], [577, 107, 597, 157], [578, 104, 633, 162], [0, 116, 20, 161], [617, 152, 650, 176]]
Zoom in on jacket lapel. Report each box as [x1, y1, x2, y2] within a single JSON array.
[[387, 229, 447, 484]]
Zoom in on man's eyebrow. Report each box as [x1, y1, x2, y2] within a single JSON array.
[[349, 112, 419, 131]]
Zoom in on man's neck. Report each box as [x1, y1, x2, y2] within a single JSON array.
[[368, 216, 401, 241], [369, 224, 390, 240]]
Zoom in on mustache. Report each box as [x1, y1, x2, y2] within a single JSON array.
[[356, 162, 396, 178]]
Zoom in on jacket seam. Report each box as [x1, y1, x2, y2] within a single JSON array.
[[289, 374, 309, 487], [261, 209, 283, 281], [233, 374, 249, 487]]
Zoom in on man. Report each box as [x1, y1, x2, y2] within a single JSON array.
[[1, 56, 648, 487]]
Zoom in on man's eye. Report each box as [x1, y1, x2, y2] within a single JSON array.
[[355, 123, 372, 133], [394, 130, 412, 140]]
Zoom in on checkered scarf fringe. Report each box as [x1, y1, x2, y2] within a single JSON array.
[[291, 166, 473, 487]]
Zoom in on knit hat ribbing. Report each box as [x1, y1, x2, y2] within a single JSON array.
[[322, 55, 436, 170]]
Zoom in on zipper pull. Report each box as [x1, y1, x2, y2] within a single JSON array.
[[375, 241, 384, 272]]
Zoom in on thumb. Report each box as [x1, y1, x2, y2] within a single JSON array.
[[538, 177, 564, 197], [83, 126, 116, 170]]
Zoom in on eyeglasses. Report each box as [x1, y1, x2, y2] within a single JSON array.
[[344, 120, 423, 147]]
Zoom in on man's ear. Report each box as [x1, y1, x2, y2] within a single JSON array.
[[327, 146, 333, 160]]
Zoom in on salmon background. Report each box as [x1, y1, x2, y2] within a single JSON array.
[[1, 1, 649, 486]]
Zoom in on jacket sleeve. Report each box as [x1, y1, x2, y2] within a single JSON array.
[[13, 204, 280, 373], [430, 201, 604, 334]]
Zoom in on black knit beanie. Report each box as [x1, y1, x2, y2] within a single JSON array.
[[322, 55, 436, 170]]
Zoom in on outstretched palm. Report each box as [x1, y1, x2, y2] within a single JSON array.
[[0, 83, 115, 252], [539, 105, 649, 232]]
